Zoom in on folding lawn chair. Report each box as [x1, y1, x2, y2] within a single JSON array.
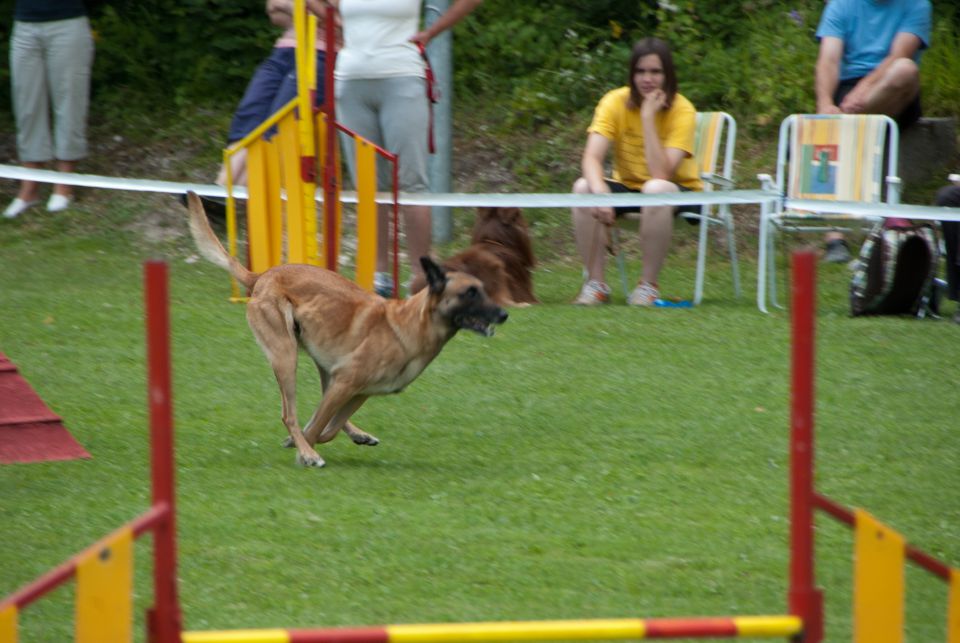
[[756, 113, 900, 312]]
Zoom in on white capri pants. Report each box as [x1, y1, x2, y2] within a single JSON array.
[[10, 16, 95, 162], [335, 76, 430, 192]]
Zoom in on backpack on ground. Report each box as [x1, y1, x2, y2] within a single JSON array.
[[849, 220, 940, 317]]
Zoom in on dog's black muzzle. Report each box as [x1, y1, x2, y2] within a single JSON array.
[[454, 305, 507, 337]]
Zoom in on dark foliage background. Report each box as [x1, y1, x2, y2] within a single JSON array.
[[0, 0, 956, 134]]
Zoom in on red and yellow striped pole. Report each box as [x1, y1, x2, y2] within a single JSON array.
[[183, 615, 802, 643]]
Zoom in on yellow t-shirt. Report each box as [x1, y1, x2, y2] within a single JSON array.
[[587, 86, 702, 191]]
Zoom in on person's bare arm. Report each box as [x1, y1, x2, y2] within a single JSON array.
[[581, 133, 616, 225], [815, 36, 844, 114], [266, 0, 294, 28], [410, 0, 482, 46], [639, 90, 686, 180]]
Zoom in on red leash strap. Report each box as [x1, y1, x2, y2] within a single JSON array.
[[416, 42, 438, 154]]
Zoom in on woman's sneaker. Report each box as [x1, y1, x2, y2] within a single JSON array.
[[627, 281, 659, 306], [374, 272, 395, 298], [573, 280, 610, 305]]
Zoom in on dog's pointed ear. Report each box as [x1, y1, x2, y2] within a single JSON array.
[[421, 256, 447, 294]]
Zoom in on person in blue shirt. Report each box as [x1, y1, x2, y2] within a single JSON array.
[[814, 0, 932, 262]]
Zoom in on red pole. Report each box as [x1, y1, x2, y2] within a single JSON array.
[[392, 158, 400, 299], [144, 261, 182, 643], [323, 3, 338, 271], [788, 250, 823, 642]]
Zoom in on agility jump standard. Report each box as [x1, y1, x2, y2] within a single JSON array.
[[2, 250, 959, 643], [0, 260, 802, 642]]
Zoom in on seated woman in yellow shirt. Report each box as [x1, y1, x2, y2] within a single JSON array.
[[571, 37, 701, 306]]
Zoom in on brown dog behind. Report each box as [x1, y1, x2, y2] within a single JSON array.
[[413, 207, 538, 306], [183, 192, 507, 468]]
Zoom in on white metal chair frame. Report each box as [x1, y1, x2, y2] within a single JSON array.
[[756, 113, 900, 313], [614, 111, 741, 305]]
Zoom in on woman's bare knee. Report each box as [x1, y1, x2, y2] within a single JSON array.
[[642, 178, 679, 194]]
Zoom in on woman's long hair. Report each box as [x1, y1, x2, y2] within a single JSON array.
[[627, 37, 677, 110]]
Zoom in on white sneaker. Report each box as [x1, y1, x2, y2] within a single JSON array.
[[573, 280, 611, 305], [374, 271, 395, 298], [627, 282, 660, 306], [3, 198, 39, 218], [46, 194, 72, 212]]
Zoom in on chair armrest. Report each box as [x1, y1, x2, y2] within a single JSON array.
[[700, 172, 735, 191]]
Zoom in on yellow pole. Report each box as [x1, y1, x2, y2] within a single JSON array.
[[0, 604, 16, 643], [853, 509, 905, 642], [75, 526, 133, 643], [293, 0, 319, 266], [355, 138, 377, 291], [223, 147, 243, 301], [948, 568, 960, 643], [279, 111, 306, 264]]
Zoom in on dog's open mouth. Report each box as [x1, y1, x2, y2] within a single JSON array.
[[457, 315, 497, 337]]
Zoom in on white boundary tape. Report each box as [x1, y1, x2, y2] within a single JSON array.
[[0, 164, 247, 200], [783, 198, 960, 223], [3, 164, 959, 220], [0, 164, 776, 209]]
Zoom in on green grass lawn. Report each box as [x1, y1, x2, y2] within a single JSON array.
[[1, 206, 958, 642]]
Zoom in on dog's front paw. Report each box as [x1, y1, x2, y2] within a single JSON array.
[[296, 451, 326, 468]]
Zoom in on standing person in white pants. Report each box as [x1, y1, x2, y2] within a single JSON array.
[[4, 0, 94, 219], [317, 0, 482, 296]]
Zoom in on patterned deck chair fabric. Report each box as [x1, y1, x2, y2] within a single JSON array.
[[756, 113, 900, 312], [615, 110, 741, 305]]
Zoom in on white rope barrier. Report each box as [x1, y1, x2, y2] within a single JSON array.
[[783, 198, 960, 223], [3, 164, 960, 220], [0, 164, 247, 200], [0, 164, 776, 209]]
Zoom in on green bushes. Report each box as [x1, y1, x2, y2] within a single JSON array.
[[0, 0, 273, 112], [455, 0, 959, 136], [0, 1, 954, 132]]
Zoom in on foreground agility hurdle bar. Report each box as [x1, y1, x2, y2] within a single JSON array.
[[0, 261, 797, 642], [1, 262, 956, 640], [0, 261, 182, 643], [787, 250, 960, 642]]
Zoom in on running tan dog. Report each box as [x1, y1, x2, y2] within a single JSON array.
[[184, 192, 507, 468]]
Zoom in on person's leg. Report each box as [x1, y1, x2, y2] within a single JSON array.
[[571, 177, 608, 283], [10, 21, 50, 204], [227, 48, 292, 144], [377, 76, 431, 286], [217, 48, 295, 187], [47, 17, 94, 201], [266, 48, 303, 118], [861, 58, 920, 119], [935, 185, 960, 302], [638, 178, 678, 286]]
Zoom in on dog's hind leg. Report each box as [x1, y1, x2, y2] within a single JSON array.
[[249, 300, 326, 467]]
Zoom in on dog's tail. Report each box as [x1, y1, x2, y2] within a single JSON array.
[[184, 191, 259, 289]]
